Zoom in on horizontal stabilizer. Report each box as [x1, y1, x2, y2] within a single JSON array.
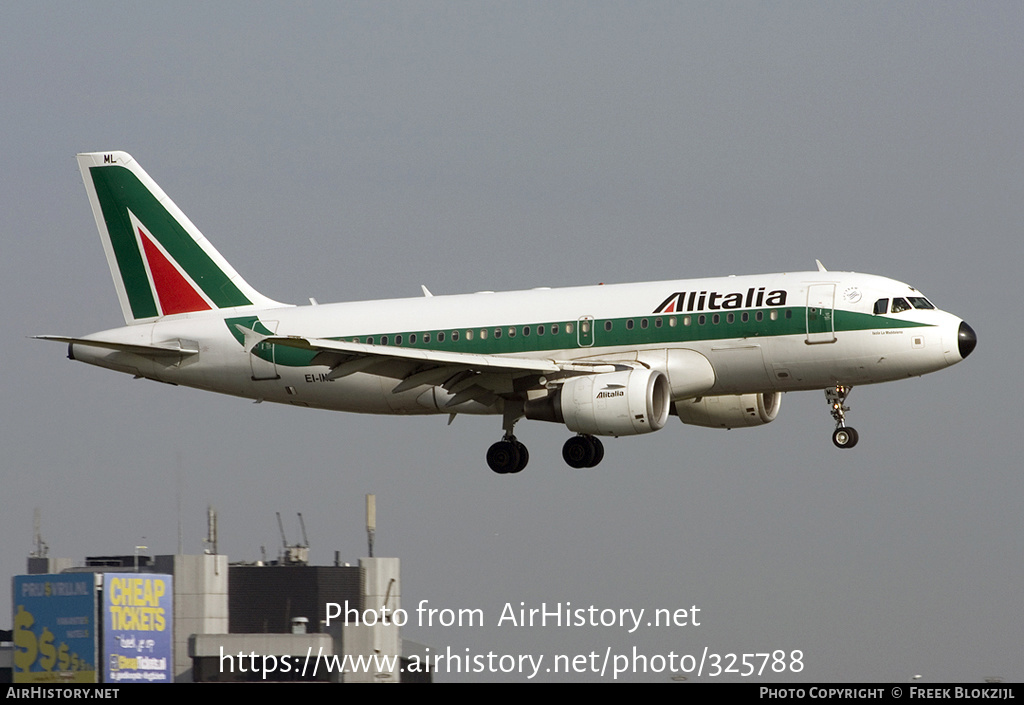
[[34, 335, 199, 358]]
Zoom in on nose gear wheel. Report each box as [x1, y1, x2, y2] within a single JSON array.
[[825, 384, 858, 449]]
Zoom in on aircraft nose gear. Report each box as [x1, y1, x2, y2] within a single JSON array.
[[487, 436, 529, 474], [825, 384, 858, 449], [562, 434, 605, 468]]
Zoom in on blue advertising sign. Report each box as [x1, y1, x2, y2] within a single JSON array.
[[12, 574, 97, 683], [102, 573, 173, 683]]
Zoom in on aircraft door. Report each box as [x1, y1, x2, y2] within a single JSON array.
[[249, 320, 280, 380], [806, 284, 836, 344], [577, 316, 595, 347]]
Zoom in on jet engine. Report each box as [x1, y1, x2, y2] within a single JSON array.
[[524, 368, 671, 436], [673, 392, 781, 429]]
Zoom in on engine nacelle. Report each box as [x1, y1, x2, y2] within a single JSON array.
[[525, 368, 671, 436], [673, 392, 781, 429]]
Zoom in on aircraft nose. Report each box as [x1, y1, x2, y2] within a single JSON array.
[[958, 321, 977, 359]]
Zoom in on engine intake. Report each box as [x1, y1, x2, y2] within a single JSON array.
[[525, 368, 671, 436], [673, 392, 781, 429]]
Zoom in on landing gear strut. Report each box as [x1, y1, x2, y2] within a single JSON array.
[[562, 434, 605, 468], [825, 384, 858, 449], [488, 403, 530, 474]]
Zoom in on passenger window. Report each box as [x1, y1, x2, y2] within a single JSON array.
[[874, 299, 888, 315], [465, 330, 473, 341], [395, 335, 402, 345], [537, 325, 545, 335], [891, 298, 911, 313], [640, 318, 649, 329], [451, 330, 459, 341], [551, 324, 559, 335], [565, 323, 574, 334], [604, 321, 612, 332], [423, 333, 430, 344], [494, 329, 501, 339], [409, 334, 417, 344], [437, 332, 445, 342], [626, 320, 634, 330]]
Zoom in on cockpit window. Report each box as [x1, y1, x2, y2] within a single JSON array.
[[908, 297, 934, 310], [873, 298, 888, 315], [891, 297, 911, 313]]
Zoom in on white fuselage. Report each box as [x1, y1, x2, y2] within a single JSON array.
[[69, 270, 970, 417]]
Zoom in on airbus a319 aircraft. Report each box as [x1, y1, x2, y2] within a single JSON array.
[[39, 152, 977, 474]]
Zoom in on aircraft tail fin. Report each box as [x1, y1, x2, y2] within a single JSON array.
[[76, 151, 286, 325]]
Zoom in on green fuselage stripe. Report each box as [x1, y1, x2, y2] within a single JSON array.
[[231, 307, 930, 367]]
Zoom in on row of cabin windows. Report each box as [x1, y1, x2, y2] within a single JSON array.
[[356, 322, 573, 346], [348, 309, 795, 347], [615, 309, 791, 331]]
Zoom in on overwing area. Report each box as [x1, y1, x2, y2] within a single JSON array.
[[263, 333, 628, 407]]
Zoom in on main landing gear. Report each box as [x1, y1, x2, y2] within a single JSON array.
[[485, 434, 607, 473], [562, 434, 604, 468], [487, 404, 530, 474], [486, 405, 607, 473], [486, 436, 529, 474], [825, 384, 858, 449]]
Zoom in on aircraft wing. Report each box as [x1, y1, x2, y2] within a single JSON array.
[[264, 335, 626, 406], [265, 335, 560, 373]]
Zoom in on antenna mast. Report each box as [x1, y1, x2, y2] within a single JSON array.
[[366, 494, 376, 558], [31, 508, 48, 558]]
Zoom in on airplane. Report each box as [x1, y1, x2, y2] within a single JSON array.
[[38, 151, 977, 474]]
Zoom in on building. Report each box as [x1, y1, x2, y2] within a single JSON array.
[[11, 553, 426, 682]]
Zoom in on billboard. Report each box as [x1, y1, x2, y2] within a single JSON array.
[[102, 573, 173, 682], [12, 574, 97, 683]]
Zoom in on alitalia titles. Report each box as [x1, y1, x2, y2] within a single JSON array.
[[654, 287, 788, 314]]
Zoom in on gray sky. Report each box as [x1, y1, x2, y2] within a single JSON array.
[[2, 2, 1020, 682]]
